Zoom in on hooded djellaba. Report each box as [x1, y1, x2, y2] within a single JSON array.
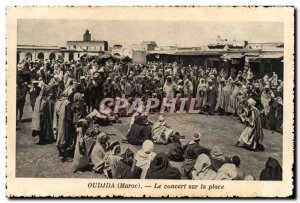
[[208, 146, 231, 172], [260, 157, 282, 180], [53, 90, 75, 162], [72, 93, 86, 124], [134, 140, 156, 179], [113, 148, 142, 179], [103, 141, 122, 178], [32, 86, 55, 145], [181, 147, 198, 179], [145, 152, 182, 179], [91, 132, 110, 173], [127, 114, 152, 145], [192, 153, 217, 180], [166, 132, 184, 162]]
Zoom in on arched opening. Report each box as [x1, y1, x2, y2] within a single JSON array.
[[25, 52, 32, 60], [68, 53, 74, 61], [37, 52, 44, 60], [17, 51, 21, 63], [49, 52, 56, 61], [113, 53, 121, 56]]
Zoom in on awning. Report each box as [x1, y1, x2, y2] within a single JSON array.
[[259, 54, 283, 59], [247, 57, 260, 62], [148, 50, 174, 55], [221, 54, 245, 60]]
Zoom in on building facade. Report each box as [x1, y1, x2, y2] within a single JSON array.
[[17, 30, 109, 63], [147, 40, 284, 79], [17, 45, 63, 62], [66, 30, 108, 52]]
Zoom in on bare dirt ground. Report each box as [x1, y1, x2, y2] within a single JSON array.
[[16, 96, 282, 180]]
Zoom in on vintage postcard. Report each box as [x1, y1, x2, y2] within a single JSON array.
[[6, 6, 294, 197]]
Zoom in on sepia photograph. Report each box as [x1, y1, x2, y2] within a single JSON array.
[[6, 6, 294, 197]]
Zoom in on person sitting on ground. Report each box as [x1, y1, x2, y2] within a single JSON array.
[[192, 153, 217, 180], [259, 157, 282, 181], [86, 109, 110, 126], [129, 108, 142, 129], [181, 148, 198, 179], [231, 156, 246, 180], [113, 148, 142, 179], [99, 101, 120, 123], [83, 123, 99, 159], [152, 115, 174, 144], [166, 132, 184, 162], [208, 146, 231, 172], [183, 132, 210, 159], [104, 141, 122, 178], [145, 152, 182, 179], [132, 140, 156, 179], [90, 132, 110, 173], [215, 162, 238, 180], [126, 113, 152, 145]]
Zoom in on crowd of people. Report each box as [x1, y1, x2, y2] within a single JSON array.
[[16, 56, 283, 180]]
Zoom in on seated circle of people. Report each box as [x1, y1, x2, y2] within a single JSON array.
[[15, 57, 283, 180]]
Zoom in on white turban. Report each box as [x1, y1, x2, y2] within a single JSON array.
[[247, 98, 256, 107]]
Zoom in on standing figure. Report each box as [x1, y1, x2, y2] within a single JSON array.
[[235, 98, 264, 151], [163, 76, 176, 101], [271, 72, 278, 87], [16, 81, 28, 124], [205, 79, 217, 115], [53, 93, 75, 162], [31, 87, 55, 144], [195, 78, 207, 109], [261, 85, 274, 115], [29, 81, 41, 110]]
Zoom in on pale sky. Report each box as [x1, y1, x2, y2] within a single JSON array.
[[17, 19, 283, 48]]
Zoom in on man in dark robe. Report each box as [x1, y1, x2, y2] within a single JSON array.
[[53, 93, 75, 162], [126, 115, 152, 145], [166, 133, 184, 162], [16, 81, 28, 124], [145, 152, 181, 179], [183, 133, 210, 159], [31, 87, 55, 144], [113, 148, 142, 179], [205, 79, 217, 115], [75, 63, 84, 81], [260, 157, 282, 180], [90, 72, 104, 110]]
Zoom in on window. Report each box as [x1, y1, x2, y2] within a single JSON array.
[[73, 45, 76, 49], [78, 53, 80, 57]]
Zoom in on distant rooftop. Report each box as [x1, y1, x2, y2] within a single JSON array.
[[66, 40, 107, 43], [17, 45, 61, 50]]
